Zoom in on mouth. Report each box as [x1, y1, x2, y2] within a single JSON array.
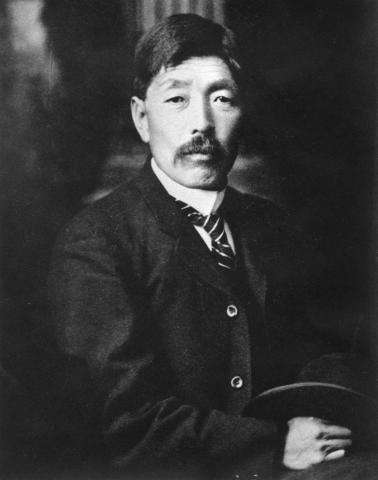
[[185, 152, 215, 161], [175, 140, 220, 164]]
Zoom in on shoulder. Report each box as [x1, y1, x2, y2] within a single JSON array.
[[228, 187, 323, 283], [53, 176, 148, 255], [225, 186, 293, 233]]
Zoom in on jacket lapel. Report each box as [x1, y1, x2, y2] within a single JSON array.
[[134, 162, 268, 301], [177, 224, 236, 296], [134, 161, 186, 239], [221, 188, 267, 310], [134, 162, 235, 296], [238, 234, 267, 311]]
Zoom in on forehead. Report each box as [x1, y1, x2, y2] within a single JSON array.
[[148, 56, 237, 93]]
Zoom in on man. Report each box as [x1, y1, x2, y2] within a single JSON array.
[[48, 14, 351, 479]]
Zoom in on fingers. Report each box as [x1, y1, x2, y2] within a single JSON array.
[[318, 424, 352, 438], [320, 438, 352, 452], [320, 438, 351, 465], [324, 449, 345, 461], [318, 426, 352, 462], [307, 417, 351, 439]]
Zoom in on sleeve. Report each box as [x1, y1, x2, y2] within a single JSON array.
[[48, 213, 279, 478]]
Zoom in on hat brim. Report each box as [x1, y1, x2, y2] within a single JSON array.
[[247, 382, 378, 437]]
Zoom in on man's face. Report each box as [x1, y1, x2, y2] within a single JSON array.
[[131, 56, 243, 189]]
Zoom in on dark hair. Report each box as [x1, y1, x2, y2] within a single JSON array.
[[133, 14, 242, 99]]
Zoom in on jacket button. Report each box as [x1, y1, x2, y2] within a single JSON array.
[[226, 304, 238, 317], [230, 376, 243, 389]]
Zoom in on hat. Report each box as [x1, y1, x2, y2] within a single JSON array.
[[247, 354, 378, 443]]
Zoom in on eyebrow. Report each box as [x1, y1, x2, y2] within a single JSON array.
[[157, 78, 238, 92], [207, 79, 238, 94], [157, 78, 193, 89]]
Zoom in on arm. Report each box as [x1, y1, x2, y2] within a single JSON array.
[[48, 214, 278, 477]]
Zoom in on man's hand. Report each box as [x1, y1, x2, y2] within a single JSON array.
[[283, 416, 352, 470]]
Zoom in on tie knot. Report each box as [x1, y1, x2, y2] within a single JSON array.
[[176, 200, 220, 234], [175, 200, 221, 237]]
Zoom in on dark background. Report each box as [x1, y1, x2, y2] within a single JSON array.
[[1, 0, 377, 474]]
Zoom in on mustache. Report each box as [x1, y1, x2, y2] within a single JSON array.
[[175, 136, 222, 158]]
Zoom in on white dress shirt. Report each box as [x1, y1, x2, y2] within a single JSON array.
[[151, 158, 235, 253]]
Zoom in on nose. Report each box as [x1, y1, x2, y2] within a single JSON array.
[[189, 97, 214, 135]]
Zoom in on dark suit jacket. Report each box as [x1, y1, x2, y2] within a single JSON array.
[[48, 162, 336, 479]]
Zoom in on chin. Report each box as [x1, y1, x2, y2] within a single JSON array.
[[200, 177, 227, 191], [182, 168, 228, 190]]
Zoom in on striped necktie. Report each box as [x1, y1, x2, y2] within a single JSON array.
[[176, 199, 235, 270]]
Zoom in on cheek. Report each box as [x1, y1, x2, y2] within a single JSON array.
[[148, 119, 182, 159], [148, 117, 169, 145], [216, 114, 242, 144]]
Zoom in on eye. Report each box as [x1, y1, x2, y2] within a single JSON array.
[[165, 96, 185, 104], [214, 95, 233, 105]]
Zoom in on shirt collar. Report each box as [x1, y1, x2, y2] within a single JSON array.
[[151, 158, 225, 215]]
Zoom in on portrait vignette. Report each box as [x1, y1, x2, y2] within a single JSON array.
[[1, 1, 377, 479]]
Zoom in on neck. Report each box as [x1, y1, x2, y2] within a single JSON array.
[[150, 158, 225, 215]]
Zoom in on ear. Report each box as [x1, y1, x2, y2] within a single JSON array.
[[131, 96, 150, 143]]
